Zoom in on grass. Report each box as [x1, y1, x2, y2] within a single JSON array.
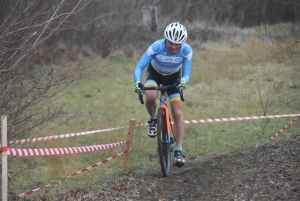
[[8, 24, 300, 198]]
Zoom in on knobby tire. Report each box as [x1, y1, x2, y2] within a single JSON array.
[[157, 107, 171, 177]]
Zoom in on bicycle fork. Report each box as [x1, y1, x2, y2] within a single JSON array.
[[159, 94, 176, 148]]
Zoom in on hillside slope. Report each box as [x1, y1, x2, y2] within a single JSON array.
[[28, 134, 300, 201]]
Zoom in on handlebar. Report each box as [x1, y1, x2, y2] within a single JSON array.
[[138, 82, 184, 105]]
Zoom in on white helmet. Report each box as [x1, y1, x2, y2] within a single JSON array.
[[164, 22, 188, 44]]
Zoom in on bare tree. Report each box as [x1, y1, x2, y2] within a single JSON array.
[[0, 1, 108, 195], [0, 1, 160, 197]]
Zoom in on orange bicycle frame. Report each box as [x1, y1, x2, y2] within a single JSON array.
[[159, 95, 175, 138]]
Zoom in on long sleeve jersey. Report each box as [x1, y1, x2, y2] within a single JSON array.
[[134, 39, 193, 83]]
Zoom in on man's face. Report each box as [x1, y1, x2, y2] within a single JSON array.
[[166, 40, 181, 54]]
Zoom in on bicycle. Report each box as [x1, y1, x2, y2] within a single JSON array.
[[138, 81, 184, 177]]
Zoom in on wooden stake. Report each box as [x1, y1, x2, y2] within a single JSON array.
[[124, 118, 135, 169], [2, 115, 8, 201]]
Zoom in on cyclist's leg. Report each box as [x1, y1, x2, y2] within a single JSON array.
[[169, 94, 186, 167], [144, 63, 160, 118], [145, 81, 157, 118], [162, 71, 184, 149], [145, 64, 160, 137], [169, 97, 184, 148]]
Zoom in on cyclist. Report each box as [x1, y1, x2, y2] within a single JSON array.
[[134, 22, 193, 167]]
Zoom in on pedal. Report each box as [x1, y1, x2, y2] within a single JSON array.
[[173, 162, 184, 168]]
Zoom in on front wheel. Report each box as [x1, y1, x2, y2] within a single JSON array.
[[157, 107, 171, 177]]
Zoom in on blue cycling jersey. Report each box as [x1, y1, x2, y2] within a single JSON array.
[[134, 39, 193, 83]]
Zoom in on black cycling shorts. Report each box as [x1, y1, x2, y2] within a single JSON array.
[[144, 63, 181, 99]]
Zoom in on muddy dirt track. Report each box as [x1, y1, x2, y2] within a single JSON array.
[[28, 135, 300, 201]]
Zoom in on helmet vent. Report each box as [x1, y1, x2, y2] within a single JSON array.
[[164, 22, 188, 44]]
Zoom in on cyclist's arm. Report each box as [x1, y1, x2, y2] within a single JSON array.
[[134, 52, 153, 83], [181, 45, 193, 83], [134, 40, 162, 82]]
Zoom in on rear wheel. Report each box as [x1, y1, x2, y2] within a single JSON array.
[[157, 107, 171, 177]]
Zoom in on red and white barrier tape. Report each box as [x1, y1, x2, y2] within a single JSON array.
[[9, 114, 300, 198], [8, 141, 127, 156], [14, 147, 131, 199], [8, 127, 125, 145], [183, 114, 300, 124], [3, 114, 300, 147], [267, 116, 300, 142]]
